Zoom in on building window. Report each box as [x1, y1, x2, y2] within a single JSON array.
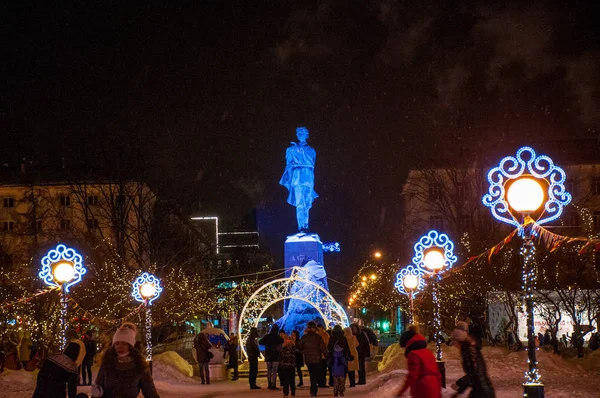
[[593, 178, 600, 196], [87, 195, 99, 206], [3, 198, 15, 208], [429, 215, 444, 231], [3, 221, 15, 231], [429, 184, 443, 200], [60, 195, 71, 207], [87, 218, 99, 229], [563, 211, 579, 227], [60, 219, 71, 230], [593, 211, 600, 232]]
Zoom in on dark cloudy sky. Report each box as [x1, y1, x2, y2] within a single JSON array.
[[2, 1, 600, 279]]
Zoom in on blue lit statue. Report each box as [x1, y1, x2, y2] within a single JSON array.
[[280, 127, 319, 232]]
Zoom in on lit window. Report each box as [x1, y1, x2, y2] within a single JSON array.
[[429, 215, 444, 231], [60, 195, 71, 207], [87, 195, 99, 205], [3, 198, 15, 208]]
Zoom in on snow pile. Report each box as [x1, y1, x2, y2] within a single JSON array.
[[378, 343, 405, 372], [0, 369, 37, 396], [153, 351, 194, 380]]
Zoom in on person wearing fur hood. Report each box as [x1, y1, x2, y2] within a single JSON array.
[[91, 322, 159, 398], [32, 338, 82, 398]]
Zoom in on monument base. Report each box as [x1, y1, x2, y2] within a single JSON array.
[[284, 233, 324, 278]]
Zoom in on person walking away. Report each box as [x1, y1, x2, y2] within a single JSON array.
[[537, 332, 544, 347], [396, 325, 442, 398], [259, 324, 284, 390], [343, 327, 359, 387], [91, 323, 159, 398], [80, 330, 97, 386], [551, 331, 560, 355], [278, 335, 298, 397], [589, 332, 599, 351], [19, 331, 33, 369], [300, 321, 327, 397], [350, 323, 370, 385], [544, 330, 552, 346], [32, 339, 82, 398], [328, 325, 351, 397], [315, 325, 330, 388], [246, 327, 261, 390], [291, 330, 304, 387], [193, 332, 213, 384], [226, 333, 239, 380], [451, 322, 495, 398]]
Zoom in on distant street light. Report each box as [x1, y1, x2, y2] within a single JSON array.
[[394, 265, 424, 325], [413, 230, 457, 388], [373, 251, 382, 259], [39, 244, 86, 350], [483, 146, 571, 398], [132, 272, 163, 372]]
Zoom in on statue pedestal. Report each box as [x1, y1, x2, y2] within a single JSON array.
[[284, 233, 324, 278]]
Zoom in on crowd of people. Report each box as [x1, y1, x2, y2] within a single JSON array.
[[239, 321, 374, 397]]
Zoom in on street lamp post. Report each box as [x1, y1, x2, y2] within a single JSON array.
[[39, 244, 86, 350], [132, 272, 163, 372], [483, 147, 571, 398], [413, 230, 457, 389], [394, 265, 424, 325]]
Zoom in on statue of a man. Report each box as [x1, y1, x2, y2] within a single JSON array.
[[279, 127, 318, 232]]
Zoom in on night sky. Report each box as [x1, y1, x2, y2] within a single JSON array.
[[2, 1, 600, 281]]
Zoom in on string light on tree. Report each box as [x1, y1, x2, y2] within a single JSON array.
[[482, 146, 571, 398]]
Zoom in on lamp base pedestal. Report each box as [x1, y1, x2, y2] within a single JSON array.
[[523, 383, 544, 398], [436, 360, 446, 388]]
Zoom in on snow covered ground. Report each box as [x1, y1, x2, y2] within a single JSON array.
[[2, 345, 599, 397]]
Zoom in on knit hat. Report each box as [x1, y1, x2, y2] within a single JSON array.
[[451, 321, 469, 343], [112, 323, 137, 347], [399, 330, 416, 348]]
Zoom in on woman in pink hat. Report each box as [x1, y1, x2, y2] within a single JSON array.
[[91, 323, 159, 398]]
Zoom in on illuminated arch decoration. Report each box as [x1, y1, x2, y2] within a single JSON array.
[[394, 265, 425, 296], [238, 267, 349, 358], [482, 146, 571, 230], [39, 244, 86, 293], [132, 272, 163, 305], [413, 230, 458, 275]]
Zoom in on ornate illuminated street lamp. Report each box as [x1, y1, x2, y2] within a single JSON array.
[[483, 146, 571, 398], [39, 244, 86, 350], [132, 272, 163, 370], [394, 265, 425, 324], [413, 230, 457, 388]]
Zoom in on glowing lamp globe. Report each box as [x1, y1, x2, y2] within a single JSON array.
[[403, 274, 419, 290], [53, 262, 75, 283], [424, 250, 445, 272], [140, 282, 157, 300], [370, 274, 377, 280], [507, 177, 544, 213]]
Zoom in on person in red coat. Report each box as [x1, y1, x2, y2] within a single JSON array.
[[397, 326, 442, 398]]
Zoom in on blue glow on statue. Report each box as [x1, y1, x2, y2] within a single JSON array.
[[280, 127, 318, 232]]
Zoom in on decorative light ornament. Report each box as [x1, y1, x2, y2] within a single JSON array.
[[403, 274, 418, 290], [40, 244, 86, 292], [423, 249, 445, 272], [132, 272, 163, 305], [482, 146, 571, 229], [394, 265, 425, 296], [413, 230, 457, 274], [506, 177, 545, 213], [39, 244, 86, 350], [132, 272, 162, 366]]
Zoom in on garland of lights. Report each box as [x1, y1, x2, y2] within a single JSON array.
[[238, 267, 349, 358], [522, 224, 541, 385], [431, 274, 442, 361], [482, 146, 571, 231], [413, 230, 458, 274]]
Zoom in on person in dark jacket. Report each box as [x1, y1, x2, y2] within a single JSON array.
[[32, 340, 81, 398], [226, 333, 239, 380], [259, 324, 284, 390], [291, 330, 304, 387], [551, 331, 560, 355], [246, 327, 261, 390], [92, 323, 159, 398], [397, 326, 441, 398], [350, 323, 369, 385], [300, 321, 327, 397], [80, 330, 97, 386], [451, 322, 495, 398], [327, 325, 351, 397], [193, 332, 213, 384], [278, 335, 298, 397], [544, 330, 552, 347]]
